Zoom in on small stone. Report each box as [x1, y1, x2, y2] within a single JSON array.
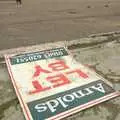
[[104, 4, 109, 8], [87, 5, 91, 8]]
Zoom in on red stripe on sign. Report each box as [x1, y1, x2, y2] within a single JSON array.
[[49, 91, 120, 120], [5, 55, 31, 120]]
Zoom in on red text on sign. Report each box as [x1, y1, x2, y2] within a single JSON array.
[[29, 60, 89, 94]]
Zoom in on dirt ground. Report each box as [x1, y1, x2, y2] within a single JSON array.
[[0, 0, 120, 120], [0, 0, 120, 50]]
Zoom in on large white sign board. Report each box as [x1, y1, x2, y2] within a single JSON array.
[[5, 47, 120, 120]]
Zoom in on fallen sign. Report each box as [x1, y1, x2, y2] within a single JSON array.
[[5, 47, 120, 120]]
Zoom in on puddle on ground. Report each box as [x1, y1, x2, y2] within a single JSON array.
[[0, 36, 120, 120]]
